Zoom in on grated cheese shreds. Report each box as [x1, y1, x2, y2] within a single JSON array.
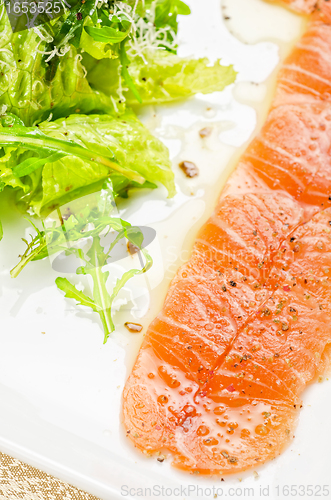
[[127, 1, 178, 62], [31, 0, 175, 67]]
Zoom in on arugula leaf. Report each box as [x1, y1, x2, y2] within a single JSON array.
[[10, 211, 131, 277], [155, 0, 190, 26], [56, 242, 152, 343], [13, 152, 65, 177], [174, 0, 191, 15], [119, 40, 142, 104], [77, 235, 115, 337], [55, 277, 100, 312], [154, 0, 191, 47], [80, 17, 118, 60], [85, 25, 131, 44], [51, 0, 97, 51], [11, 193, 153, 343]]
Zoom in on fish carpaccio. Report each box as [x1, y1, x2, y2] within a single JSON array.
[[123, 1, 331, 474], [273, 0, 316, 14]]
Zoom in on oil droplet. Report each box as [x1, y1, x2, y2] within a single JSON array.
[[216, 419, 227, 427], [228, 422, 239, 429], [197, 425, 210, 436], [203, 437, 219, 446], [158, 366, 181, 388], [255, 424, 270, 436], [148, 373, 155, 379], [241, 428, 250, 438], [170, 379, 181, 388], [214, 405, 226, 415], [158, 395, 168, 404], [124, 322, 143, 333], [183, 405, 196, 416]]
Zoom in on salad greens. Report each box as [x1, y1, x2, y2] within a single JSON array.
[[86, 52, 237, 106], [0, 112, 174, 216], [10, 183, 152, 342], [0, 0, 237, 341]]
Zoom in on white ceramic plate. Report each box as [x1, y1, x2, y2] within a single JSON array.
[[0, 1, 330, 499]]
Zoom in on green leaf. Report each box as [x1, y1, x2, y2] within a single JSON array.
[[0, 148, 30, 193], [34, 112, 175, 212], [125, 52, 237, 105], [155, 0, 173, 25], [119, 41, 142, 104], [11, 189, 153, 343], [55, 277, 99, 313], [175, 0, 191, 15], [0, 114, 25, 127], [52, 0, 97, 50], [0, 123, 145, 184], [86, 51, 237, 107], [0, 10, 115, 126], [13, 152, 65, 177], [85, 25, 130, 44], [0, 220, 3, 241], [154, 0, 190, 36], [10, 221, 47, 278], [0, 111, 175, 215], [80, 17, 118, 60]]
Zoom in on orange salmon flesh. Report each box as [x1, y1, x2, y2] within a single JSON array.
[[123, 0, 331, 474]]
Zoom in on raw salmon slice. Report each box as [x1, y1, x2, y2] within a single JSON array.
[[271, 0, 316, 14], [275, 7, 331, 105], [123, 0, 331, 474]]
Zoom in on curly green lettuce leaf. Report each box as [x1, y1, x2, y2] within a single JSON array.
[[0, 147, 30, 192], [86, 50, 237, 106], [119, 41, 142, 104], [0, 111, 175, 215], [37, 111, 175, 200], [0, 3, 115, 125], [127, 52, 237, 104]]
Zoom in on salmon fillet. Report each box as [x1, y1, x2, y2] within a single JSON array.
[[271, 0, 316, 14], [123, 1, 331, 474]]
